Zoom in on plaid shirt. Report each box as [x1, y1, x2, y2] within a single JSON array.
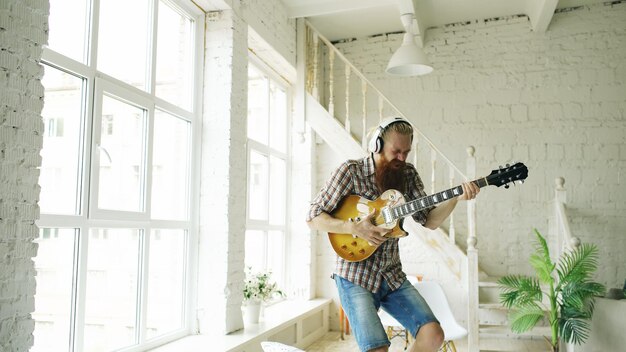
[[307, 154, 432, 293]]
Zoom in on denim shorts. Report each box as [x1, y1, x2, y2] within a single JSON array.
[[334, 275, 438, 352]]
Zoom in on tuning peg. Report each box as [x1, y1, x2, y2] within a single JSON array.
[[506, 163, 510, 167], [499, 165, 503, 170], [504, 184, 510, 189]]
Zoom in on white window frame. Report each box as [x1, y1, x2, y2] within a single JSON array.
[[36, 0, 204, 351], [245, 55, 293, 292]]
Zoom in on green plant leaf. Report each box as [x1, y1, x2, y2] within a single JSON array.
[[509, 304, 545, 333], [557, 244, 599, 290], [530, 230, 556, 284], [560, 317, 591, 345], [498, 275, 543, 309]]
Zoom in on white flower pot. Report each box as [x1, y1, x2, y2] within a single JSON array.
[[244, 301, 261, 324]]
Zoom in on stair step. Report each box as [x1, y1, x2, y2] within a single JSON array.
[[479, 337, 551, 351], [479, 279, 500, 288], [479, 325, 551, 340], [479, 303, 506, 309]]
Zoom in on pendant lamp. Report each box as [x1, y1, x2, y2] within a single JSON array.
[[386, 13, 433, 76]]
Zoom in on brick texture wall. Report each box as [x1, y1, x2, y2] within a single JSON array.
[[197, 9, 249, 335], [0, 0, 48, 350], [315, 2, 626, 313]]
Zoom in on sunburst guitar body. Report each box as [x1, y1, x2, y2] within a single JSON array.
[[329, 189, 407, 262], [327, 162, 529, 262]]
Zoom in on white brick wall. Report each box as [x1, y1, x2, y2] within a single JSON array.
[[0, 0, 48, 350], [197, 9, 249, 335], [314, 1, 626, 312], [196, 0, 298, 336]]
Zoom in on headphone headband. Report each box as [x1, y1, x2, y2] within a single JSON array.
[[367, 116, 413, 153]]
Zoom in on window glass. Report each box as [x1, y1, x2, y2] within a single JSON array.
[[97, 95, 146, 212], [151, 110, 190, 220], [244, 230, 265, 271], [269, 156, 286, 225], [47, 0, 88, 62], [267, 231, 285, 286], [247, 67, 268, 144], [32, 228, 76, 352], [38, 1, 199, 348], [245, 62, 290, 293], [248, 150, 269, 221], [155, 1, 193, 109], [97, 0, 150, 90], [40, 65, 84, 215], [84, 229, 140, 352], [269, 83, 287, 153], [146, 229, 186, 340]]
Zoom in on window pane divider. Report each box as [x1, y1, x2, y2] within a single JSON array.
[[245, 221, 286, 232]]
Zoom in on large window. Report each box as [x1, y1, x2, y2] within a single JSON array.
[[35, 1, 201, 351], [245, 62, 290, 290]]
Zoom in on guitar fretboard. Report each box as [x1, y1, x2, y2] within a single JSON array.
[[390, 178, 488, 220]]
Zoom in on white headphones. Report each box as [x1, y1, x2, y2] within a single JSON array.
[[368, 116, 413, 153]]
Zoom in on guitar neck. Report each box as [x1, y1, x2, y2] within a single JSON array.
[[390, 178, 488, 220]]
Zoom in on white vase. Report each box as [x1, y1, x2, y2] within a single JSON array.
[[244, 301, 262, 324]]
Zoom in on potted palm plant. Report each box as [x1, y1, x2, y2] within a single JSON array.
[[498, 229, 605, 352]]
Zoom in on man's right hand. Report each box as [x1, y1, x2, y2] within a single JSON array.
[[350, 211, 391, 246]]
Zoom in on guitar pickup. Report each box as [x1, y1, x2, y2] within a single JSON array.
[[381, 207, 393, 224]]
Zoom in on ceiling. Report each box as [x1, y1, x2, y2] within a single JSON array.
[[281, 0, 607, 42]]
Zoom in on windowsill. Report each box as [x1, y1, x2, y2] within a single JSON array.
[[149, 298, 332, 352]]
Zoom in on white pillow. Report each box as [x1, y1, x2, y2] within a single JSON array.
[[260, 341, 305, 352]]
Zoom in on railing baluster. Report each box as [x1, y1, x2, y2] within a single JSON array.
[[448, 164, 456, 243], [430, 148, 437, 194], [328, 49, 335, 117], [312, 32, 319, 100], [555, 177, 580, 255], [344, 65, 351, 133], [412, 136, 419, 167], [466, 146, 478, 352], [361, 79, 367, 149]]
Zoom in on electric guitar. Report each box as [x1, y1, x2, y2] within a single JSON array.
[[328, 162, 528, 262]]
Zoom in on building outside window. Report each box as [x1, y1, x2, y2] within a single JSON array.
[[35, 0, 202, 351]]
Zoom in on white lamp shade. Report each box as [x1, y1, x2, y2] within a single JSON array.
[[386, 33, 433, 76]]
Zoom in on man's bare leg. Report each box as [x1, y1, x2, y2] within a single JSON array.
[[409, 322, 444, 352]]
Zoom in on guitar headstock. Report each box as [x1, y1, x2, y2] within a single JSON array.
[[487, 162, 528, 188]]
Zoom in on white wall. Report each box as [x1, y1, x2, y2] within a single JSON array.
[[0, 0, 48, 350], [197, 0, 301, 336], [312, 2, 626, 326]]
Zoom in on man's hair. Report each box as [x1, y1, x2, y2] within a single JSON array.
[[381, 121, 413, 142]]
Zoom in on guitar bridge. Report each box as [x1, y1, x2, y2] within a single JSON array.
[[381, 207, 393, 224]]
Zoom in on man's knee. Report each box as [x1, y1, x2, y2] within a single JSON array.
[[417, 322, 444, 349], [368, 346, 389, 352]]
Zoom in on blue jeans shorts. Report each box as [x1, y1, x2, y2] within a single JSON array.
[[334, 275, 438, 351]]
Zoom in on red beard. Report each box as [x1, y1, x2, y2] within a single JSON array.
[[375, 158, 407, 194]]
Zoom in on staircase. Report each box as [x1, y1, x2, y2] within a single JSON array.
[[301, 20, 571, 352]]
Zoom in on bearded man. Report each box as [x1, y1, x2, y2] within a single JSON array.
[[306, 117, 480, 352]]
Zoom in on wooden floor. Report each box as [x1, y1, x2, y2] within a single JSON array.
[[306, 331, 551, 351]]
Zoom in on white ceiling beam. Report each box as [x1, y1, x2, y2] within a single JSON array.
[[287, 0, 393, 18], [527, 0, 558, 33], [396, 0, 426, 46]]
